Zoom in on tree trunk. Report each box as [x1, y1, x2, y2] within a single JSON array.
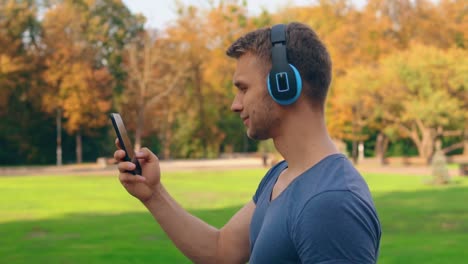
[[411, 120, 437, 165], [351, 106, 358, 164], [56, 108, 62, 166], [135, 106, 144, 151], [162, 112, 174, 159], [375, 133, 389, 165], [358, 141, 365, 162], [352, 140, 358, 164], [422, 128, 438, 165], [464, 129, 468, 156], [194, 64, 207, 158], [76, 131, 82, 164]]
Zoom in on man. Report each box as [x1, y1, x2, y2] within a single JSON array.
[[114, 22, 381, 263]]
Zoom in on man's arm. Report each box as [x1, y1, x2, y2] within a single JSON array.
[[218, 201, 255, 263], [115, 146, 254, 264], [144, 190, 254, 264]]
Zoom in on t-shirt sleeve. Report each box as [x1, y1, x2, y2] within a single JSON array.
[[292, 191, 380, 264]]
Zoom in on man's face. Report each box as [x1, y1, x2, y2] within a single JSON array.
[[231, 53, 280, 140]]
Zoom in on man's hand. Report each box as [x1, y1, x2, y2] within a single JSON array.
[[114, 139, 161, 203], [114, 139, 253, 263]]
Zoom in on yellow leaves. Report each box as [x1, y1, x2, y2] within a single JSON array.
[[42, 49, 113, 133], [58, 62, 112, 133], [328, 64, 380, 140], [0, 54, 23, 74], [328, 38, 467, 145], [386, 44, 467, 126], [40, 0, 124, 135]]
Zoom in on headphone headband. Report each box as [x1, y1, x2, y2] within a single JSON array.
[[271, 24, 286, 44]]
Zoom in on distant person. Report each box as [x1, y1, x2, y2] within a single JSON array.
[[114, 22, 381, 263]]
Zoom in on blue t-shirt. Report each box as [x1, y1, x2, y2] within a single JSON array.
[[250, 154, 381, 264]]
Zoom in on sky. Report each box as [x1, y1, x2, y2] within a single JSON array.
[[122, 0, 367, 29]]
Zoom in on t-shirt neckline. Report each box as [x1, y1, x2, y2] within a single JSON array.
[[268, 153, 345, 204]]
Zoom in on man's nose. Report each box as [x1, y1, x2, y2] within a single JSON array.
[[230, 94, 243, 113]]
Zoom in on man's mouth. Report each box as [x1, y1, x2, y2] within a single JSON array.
[[242, 116, 249, 126]]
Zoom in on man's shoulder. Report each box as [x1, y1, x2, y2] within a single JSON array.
[[289, 154, 376, 214], [293, 153, 363, 193]]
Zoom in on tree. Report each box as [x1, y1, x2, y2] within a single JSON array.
[[42, 0, 121, 164], [161, 3, 232, 158], [203, 0, 258, 154], [439, 0, 468, 49], [328, 65, 384, 163], [83, 0, 145, 106], [122, 29, 189, 156], [0, 0, 55, 165], [378, 44, 467, 163]]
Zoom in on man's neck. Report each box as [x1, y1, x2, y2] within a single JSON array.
[[273, 109, 339, 176]]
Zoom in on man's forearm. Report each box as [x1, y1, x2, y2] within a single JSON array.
[[143, 184, 220, 263]]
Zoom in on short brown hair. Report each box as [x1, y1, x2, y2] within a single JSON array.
[[226, 22, 332, 108]]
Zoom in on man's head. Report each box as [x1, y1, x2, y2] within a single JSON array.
[[226, 22, 332, 110]]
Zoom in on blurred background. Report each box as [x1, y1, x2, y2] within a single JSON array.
[[0, 1, 467, 263], [0, 0, 466, 166]]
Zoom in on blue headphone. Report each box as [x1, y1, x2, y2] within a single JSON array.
[[267, 24, 302, 105]]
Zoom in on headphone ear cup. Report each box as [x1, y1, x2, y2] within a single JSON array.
[[267, 64, 302, 105]]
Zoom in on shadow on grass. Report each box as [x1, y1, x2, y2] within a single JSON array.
[[1, 186, 468, 264], [374, 185, 468, 264], [0, 205, 242, 264]]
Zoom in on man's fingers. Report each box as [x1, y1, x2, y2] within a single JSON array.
[[135, 147, 159, 162], [117, 161, 136, 173], [114, 149, 126, 161], [119, 173, 146, 183], [118, 162, 146, 182], [115, 138, 122, 149]]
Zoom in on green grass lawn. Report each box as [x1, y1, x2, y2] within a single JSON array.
[[1, 169, 467, 264]]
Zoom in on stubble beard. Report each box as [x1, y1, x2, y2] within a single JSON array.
[[247, 95, 279, 141]]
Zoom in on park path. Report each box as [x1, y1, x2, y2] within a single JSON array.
[[0, 157, 462, 177], [0, 158, 262, 176]]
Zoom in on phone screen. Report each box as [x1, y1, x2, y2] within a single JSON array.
[[110, 113, 142, 175]]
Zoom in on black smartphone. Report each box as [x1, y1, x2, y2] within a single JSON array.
[[109, 113, 142, 175]]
